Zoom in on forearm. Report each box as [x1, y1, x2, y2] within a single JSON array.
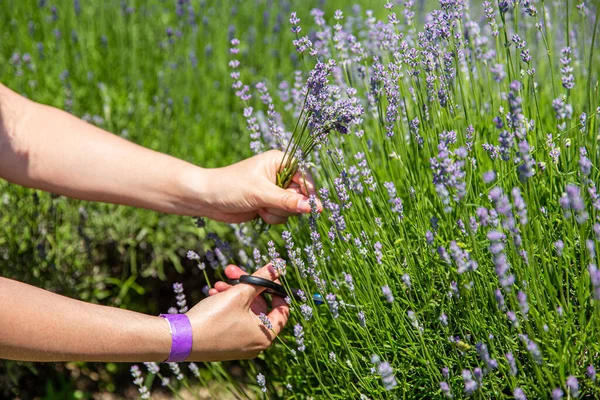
[[0, 83, 208, 215], [0, 277, 170, 362]]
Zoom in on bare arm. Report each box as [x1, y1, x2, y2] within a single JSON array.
[[0, 83, 208, 216], [0, 82, 320, 223], [0, 277, 170, 362], [0, 265, 288, 362]]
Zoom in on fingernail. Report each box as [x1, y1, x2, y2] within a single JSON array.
[[297, 197, 311, 213]]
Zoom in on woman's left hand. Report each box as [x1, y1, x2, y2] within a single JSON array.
[[182, 149, 322, 224]]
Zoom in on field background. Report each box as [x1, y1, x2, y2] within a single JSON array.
[[0, 0, 385, 397]]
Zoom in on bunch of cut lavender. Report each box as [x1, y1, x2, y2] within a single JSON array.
[[273, 59, 362, 189]]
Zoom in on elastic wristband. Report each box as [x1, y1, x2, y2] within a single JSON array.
[[159, 314, 193, 362]]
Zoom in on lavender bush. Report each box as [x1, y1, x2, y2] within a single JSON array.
[[135, 0, 598, 398]]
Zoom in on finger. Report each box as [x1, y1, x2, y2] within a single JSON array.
[[214, 281, 232, 292], [267, 295, 290, 337], [224, 264, 248, 280], [291, 169, 315, 196], [263, 185, 306, 217], [208, 288, 219, 296], [236, 263, 279, 304], [261, 185, 311, 214], [292, 170, 323, 212], [258, 209, 288, 225], [250, 295, 269, 315]]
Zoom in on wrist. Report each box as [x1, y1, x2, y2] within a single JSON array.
[[140, 315, 172, 362], [172, 162, 215, 216]]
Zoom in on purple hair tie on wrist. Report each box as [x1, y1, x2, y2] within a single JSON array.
[[159, 313, 193, 362]]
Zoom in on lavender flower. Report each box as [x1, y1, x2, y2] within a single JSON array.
[[476, 343, 498, 375], [555, 240, 565, 257], [326, 293, 339, 318], [483, 171, 496, 183], [358, 311, 366, 327], [514, 388, 527, 400], [519, 334, 542, 364], [588, 264, 600, 300], [407, 310, 424, 333], [462, 370, 478, 396], [173, 283, 188, 313], [517, 291, 529, 318], [167, 363, 184, 381], [440, 381, 453, 398], [259, 313, 273, 330], [561, 184, 588, 224], [382, 285, 394, 303], [300, 304, 313, 321], [374, 242, 384, 264], [371, 355, 397, 390], [560, 47, 575, 89], [431, 133, 467, 212], [131, 366, 150, 399], [506, 352, 517, 376], [587, 365, 597, 381], [257, 373, 267, 393], [566, 375, 579, 398], [294, 324, 305, 352], [551, 388, 564, 400]]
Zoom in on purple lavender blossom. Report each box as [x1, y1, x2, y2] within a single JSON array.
[[358, 311, 366, 327], [173, 282, 188, 313], [294, 324, 305, 351], [257, 373, 267, 393], [476, 342, 498, 375], [382, 285, 394, 303], [371, 355, 397, 390], [462, 370, 478, 396], [519, 334, 542, 364], [506, 352, 517, 376], [566, 376, 579, 398], [587, 365, 596, 381], [483, 171, 496, 183], [555, 240, 565, 257], [588, 264, 600, 300], [512, 188, 528, 225], [326, 293, 339, 318], [431, 133, 467, 212], [517, 291, 529, 318], [560, 47, 575, 90], [442, 367, 450, 379], [426, 230, 435, 246], [551, 388, 564, 400], [259, 313, 273, 330], [439, 313, 448, 327], [300, 304, 313, 321], [440, 381, 453, 398], [495, 289, 506, 311], [514, 388, 527, 400], [374, 242, 384, 264], [562, 184, 588, 224], [407, 310, 424, 333]]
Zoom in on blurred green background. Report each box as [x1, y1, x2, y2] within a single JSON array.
[[0, 0, 384, 398]]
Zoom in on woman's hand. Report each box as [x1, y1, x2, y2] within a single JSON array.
[[185, 264, 289, 361], [183, 150, 322, 224]]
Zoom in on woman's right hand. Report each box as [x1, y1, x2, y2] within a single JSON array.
[[185, 264, 289, 362]]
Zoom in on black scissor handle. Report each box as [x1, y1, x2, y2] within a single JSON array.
[[233, 275, 288, 297]]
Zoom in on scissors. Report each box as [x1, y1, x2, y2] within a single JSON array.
[[228, 275, 324, 305]]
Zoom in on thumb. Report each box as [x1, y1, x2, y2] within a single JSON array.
[[263, 186, 311, 214], [237, 263, 280, 305]]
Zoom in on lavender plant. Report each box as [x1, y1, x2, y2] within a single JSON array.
[[135, 0, 600, 398]]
